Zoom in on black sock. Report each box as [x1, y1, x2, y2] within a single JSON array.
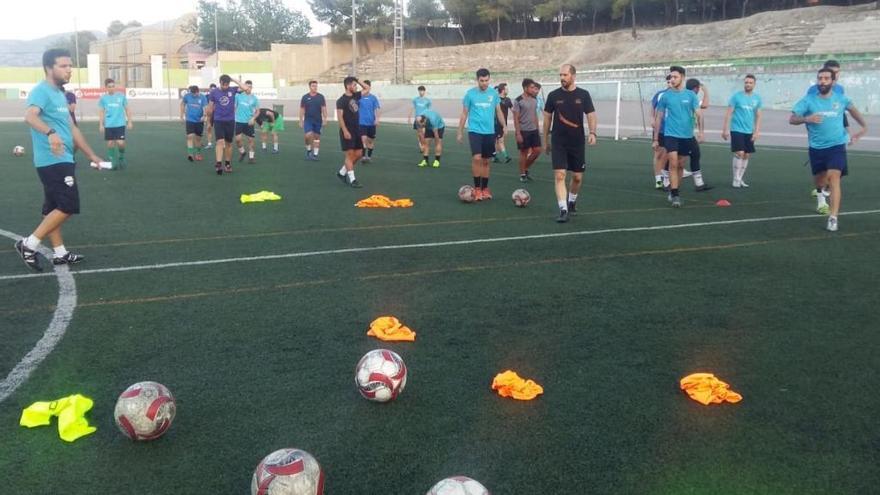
[[225, 160, 230, 166], [216, 161, 221, 166], [423, 155, 429, 162], [816, 187, 823, 193], [473, 176, 481, 188], [481, 177, 489, 188], [367, 148, 373, 157], [434, 155, 441, 163], [671, 188, 680, 197]]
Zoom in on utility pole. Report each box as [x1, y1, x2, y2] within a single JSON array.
[[352, 0, 357, 77], [393, 0, 404, 83]]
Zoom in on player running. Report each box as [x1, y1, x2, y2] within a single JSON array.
[[180, 85, 208, 162], [358, 80, 381, 162], [207, 74, 243, 174], [234, 80, 260, 164], [653, 66, 703, 208], [512, 78, 542, 182], [336, 76, 365, 188], [300, 80, 327, 161]]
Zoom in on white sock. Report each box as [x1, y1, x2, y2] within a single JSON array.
[[568, 193, 578, 203], [655, 174, 662, 182], [693, 171, 705, 187], [313, 148, 319, 156], [53, 245, 68, 257], [740, 159, 749, 181], [249, 151, 255, 159], [238, 147, 245, 154], [817, 195, 827, 207], [273, 143, 279, 151], [732, 157, 740, 180], [307, 145, 312, 151], [558, 200, 567, 210], [261, 143, 267, 149], [346, 170, 356, 181], [24, 235, 41, 250], [661, 169, 669, 179], [339, 165, 347, 175]]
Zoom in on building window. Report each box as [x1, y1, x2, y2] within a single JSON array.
[[109, 67, 122, 83], [128, 66, 143, 82]]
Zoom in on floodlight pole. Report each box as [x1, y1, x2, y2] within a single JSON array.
[[352, 0, 357, 77], [214, 8, 219, 54]]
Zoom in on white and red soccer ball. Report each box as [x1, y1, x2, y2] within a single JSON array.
[[113, 381, 176, 441], [251, 448, 325, 495], [355, 349, 407, 402], [458, 185, 476, 203], [12, 145, 25, 156], [511, 189, 530, 207], [427, 476, 491, 495]]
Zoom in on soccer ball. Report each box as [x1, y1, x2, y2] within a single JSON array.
[[511, 189, 531, 207], [355, 349, 407, 402], [458, 185, 475, 203], [12, 145, 25, 156], [251, 448, 325, 495], [426, 476, 491, 495], [113, 381, 176, 441]]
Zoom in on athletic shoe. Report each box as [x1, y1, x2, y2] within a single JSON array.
[[667, 192, 674, 203], [362, 156, 371, 163], [14, 239, 42, 272], [732, 180, 741, 188], [474, 189, 484, 202], [215, 163, 223, 175], [556, 209, 569, 223], [739, 181, 750, 188], [491, 155, 500, 163], [309, 154, 319, 161], [248, 158, 256, 164], [671, 196, 683, 208], [817, 204, 830, 215], [482, 188, 493, 200], [261, 147, 268, 153], [337, 172, 349, 184], [305, 149, 312, 160], [349, 179, 363, 188], [224, 164, 233, 174], [655, 180, 663, 189], [187, 155, 194, 162], [826, 216, 838, 232], [520, 175, 529, 183], [568, 201, 577, 215], [432, 160, 440, 168], [272, 149, 279, 154], [52, 252, 84, 265], [504, 155, 512, 164], [238, 150, 247, 162], [811, 189, 819, 197], [205, 142, 214, 149], [417, 159, 427, 168], [195, 154, 203, 161], [682, 170, 693, 179], [695, 184, 714, 192]]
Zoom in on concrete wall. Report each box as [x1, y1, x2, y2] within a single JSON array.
[[271, 37, 389, 84]]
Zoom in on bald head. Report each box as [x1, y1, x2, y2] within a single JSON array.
[[559, 64, 576, 89]]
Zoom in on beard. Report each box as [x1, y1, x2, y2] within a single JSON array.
[[560, 79, 572, 89], [818, 84, 832, 95]]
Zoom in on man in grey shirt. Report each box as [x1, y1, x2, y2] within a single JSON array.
[[512, 78, 543, 182]]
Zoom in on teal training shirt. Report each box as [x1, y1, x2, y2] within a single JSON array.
[[98, 92, 128, 127], [234, 93, 260, 124], [728, 91, 762, 134], [27, 81, 74, 167], [412, 96, 431, 117], [463, 86, 500, 135], [792, 92, 852, 150], [655, 88, 699, 139]]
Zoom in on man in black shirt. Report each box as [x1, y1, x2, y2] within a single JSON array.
[[494, 83, 513, 163], [543, 64, 597, 223], [255, 108, 281, 153], [336, 76, 364, 188]]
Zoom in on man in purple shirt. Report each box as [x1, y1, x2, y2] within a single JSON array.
[[206, 74, 242, 175]]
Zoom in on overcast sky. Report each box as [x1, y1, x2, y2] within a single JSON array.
[[1, 0, 330, 41]]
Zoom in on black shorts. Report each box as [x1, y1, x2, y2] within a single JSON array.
[[809, 144, 848, 177], [104, 126, 125, 141], [468, 132, 495, 158], [730, 131, 756, 153], [37, 163, 80, 215], [361, 125, 377, 139], [214, 120, 235, 143], [663, 136, 693, 156], [424, 126, 444, 140], [186, 121, 204, 136], [235, 122, 255, 138], [551, 135, 586, 172], [495, 123, 505, 140], [656, 132, 665, 148], [340, 129, 364, 151], [517, 130, 541, 150], [413, 121, 420, 131]]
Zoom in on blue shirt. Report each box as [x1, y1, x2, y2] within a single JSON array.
[[27, 81, 74, 167], [422, 109, 445, 129], [98, 92, 128, 127], [792, 92, 852, 150], [412, 96, 431, 117], [655, 88, 700, 139], [807, 84, 845, 97], [183, 93, 208, 122], [728, 91, 762, 134], [234, 93, 259, 124], [300, 93, 325, 122], [652, 89, 667, 133], [463, 86, 500, 135], [358, 93, 380, 126]]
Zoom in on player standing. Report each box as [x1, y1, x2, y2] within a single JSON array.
[[651, 75, 671, 189], [97, 77, 132, 169], [493, 83, 513, 164], [204, 83, 217, 149], [722, 74, 762, 188], [358, 80, 381, 162], [336, 76, 365, 188], [234, 80, 260, 164], [653, 66, 702, 208], [180, 85, 208, 162], [543, 64, 597, 223], [300, 80, 326, 161], [457, 68, 506, 201], [207, 74, 242, 174], [512, 78, 542, 182]]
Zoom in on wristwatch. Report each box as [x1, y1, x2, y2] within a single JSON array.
[[46, 128, 56, 136]]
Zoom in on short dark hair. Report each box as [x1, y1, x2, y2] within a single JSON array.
[[476, 68, 490, 79], [496, 83, 507, 93], [362, 79, 371, 86], [417, 85, 426, 91], [534, 82, 541, 89], [209, 83, 217, 89], [189, 85, 199, 93], [308, 80, 318, 86], [745, 74, 756, 81], [105, 78, 115, 86], [42, 48, 71, 72], [665, 74, 672, 81], [244, 80, 253, 85], [521, 78, 535, 89], [670, 66, 686, 76], [823, 59, 840, 69], [818, 67, 835, 78], [219, 74, 231, 85], [343, 76, 357, 87], [685, 78, 700, 91]]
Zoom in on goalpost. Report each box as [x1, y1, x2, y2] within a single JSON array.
[[536, 80, 624, 140]]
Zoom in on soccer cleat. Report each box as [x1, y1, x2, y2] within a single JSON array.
[[739, 181, 749, 188], [504, 155, 512, 164], [308, 153, 319, 161], [432, 160, 440, 168], [671, 196, 683, 208], [826, 217, 838, 232], [568, 201, 577, 215], [337, 172, 349, 184], [187, 155, 194, 162], [224, 164, 233, 174], [817, 204, 830, 215], [556, 209, 569, 223], [305, 149, 312, 160], [811, 189, 818, 197], [362, 156, 371, 163], [238, 150, 247, 162], [474, 188, 484, 202], [272, 149, 279, 154], [14, 239, 42, 272], [520, 175, 528, 183], [491, 155, 500, 163], [732, 180, 741, 188], [215, 163, 223, 175], [481, 188, 493, 200], [655, 180, 663, 189], [417, 159, 427, 168], [52, 252, 84, 265], [205, 142, 214, 149], [667, 192, 674, 203], [349, 179, 363, 188], [695, 184, 714, 192], [248, 158, 256, 164]]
